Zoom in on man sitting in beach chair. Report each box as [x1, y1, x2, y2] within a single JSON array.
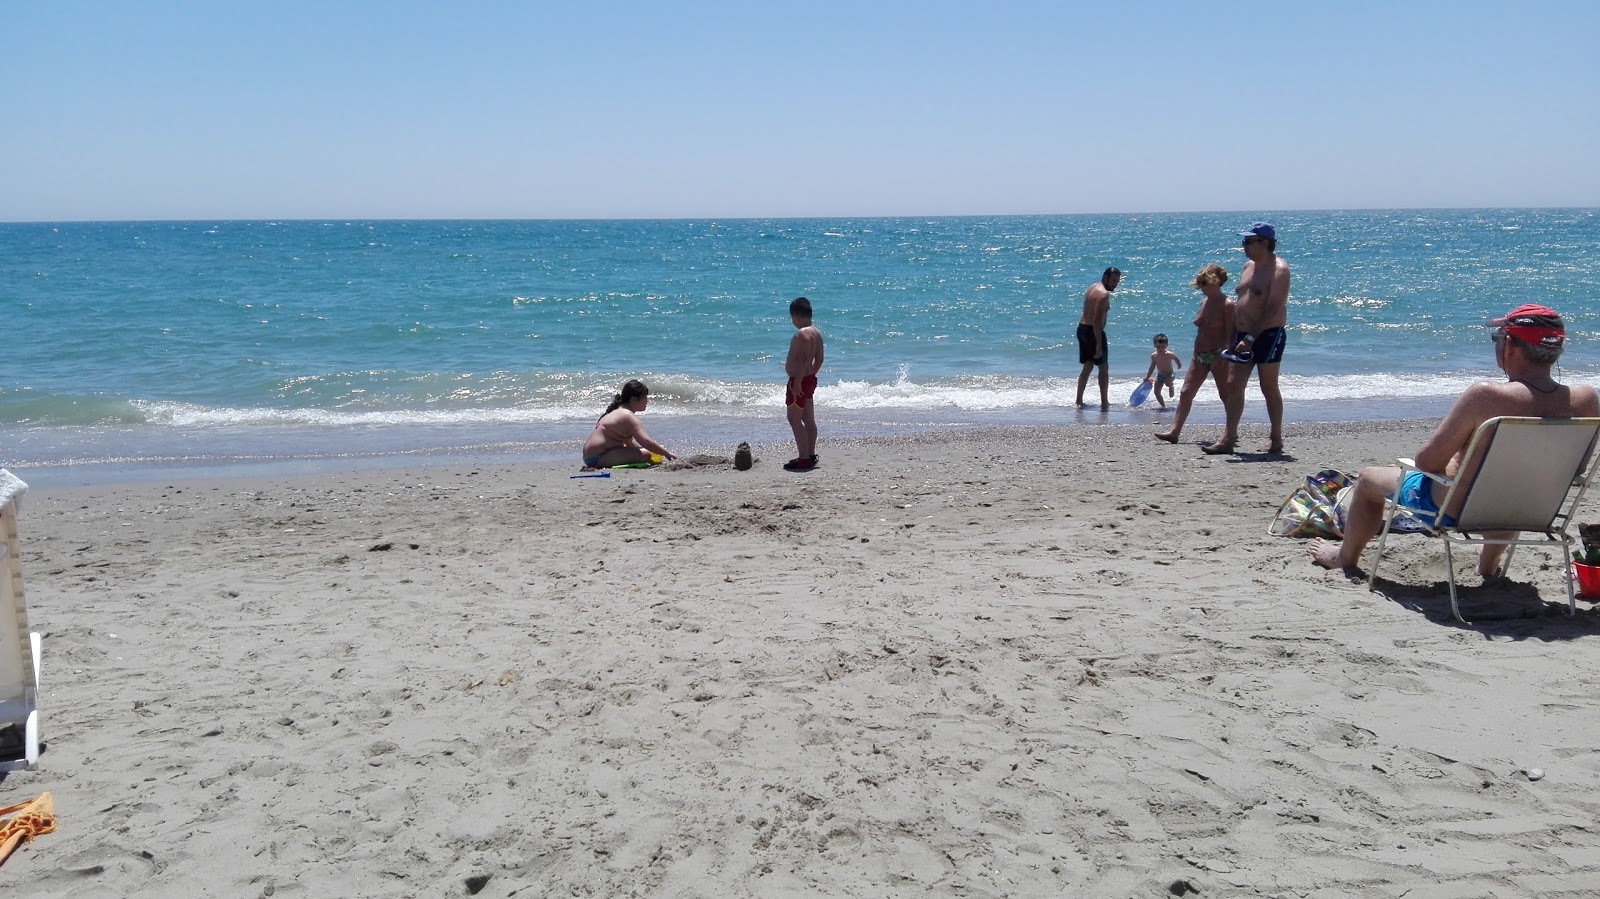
[[1310, 304, 1599, 578]]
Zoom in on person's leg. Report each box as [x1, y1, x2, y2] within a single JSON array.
[[1155, 376, 1168, 408], [1310, 465, 1402, 569], [1156, 365, 1206, 442], [787, 404, 807, 461], [1096, 362, 1109, 408], [1477, 531, 1515, 578], [1075, 363, 1093, 407], [1204, 362, 1250, 453], [800, 404, 819, 459], [1257, 362, 1284, 453], [596, 445, 654, 468], [1211, 357, 1232, 397]]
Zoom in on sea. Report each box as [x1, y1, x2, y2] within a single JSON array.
[[3, 210, 1598, 486]]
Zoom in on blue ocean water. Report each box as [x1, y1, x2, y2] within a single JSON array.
[[3, 211, 1598, 481]]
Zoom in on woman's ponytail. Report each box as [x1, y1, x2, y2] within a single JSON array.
[[603, 379, 649, 416]]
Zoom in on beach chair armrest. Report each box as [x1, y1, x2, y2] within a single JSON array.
[[1396, 458, 1455, 488]]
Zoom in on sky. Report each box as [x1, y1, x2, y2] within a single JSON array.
[[2, 1, 1597, 221]]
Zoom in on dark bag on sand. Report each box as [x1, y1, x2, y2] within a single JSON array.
[[734, 442, 753, 471], [1269, 469, 1353, 538]]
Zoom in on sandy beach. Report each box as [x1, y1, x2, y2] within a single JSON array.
[[5, 419, 1600, 897]]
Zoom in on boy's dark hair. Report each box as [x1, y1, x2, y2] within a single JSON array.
[[1154, 334, 1168, 344], [790, 296, 812, 318], [1102, 267, 1121, 285]]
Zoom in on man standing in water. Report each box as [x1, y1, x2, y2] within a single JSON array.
[[1205, 223, 1289, 455], [1075, 267, 1120, 409]]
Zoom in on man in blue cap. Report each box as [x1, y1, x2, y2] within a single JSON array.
[[1204, 222, 1291, 455]]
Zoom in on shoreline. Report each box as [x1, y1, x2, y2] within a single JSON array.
[[7, 395, 1457, 490], [9, 417, 1600, 895]]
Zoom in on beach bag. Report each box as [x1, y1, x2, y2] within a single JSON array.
[[1268, 468, 1353, 538]]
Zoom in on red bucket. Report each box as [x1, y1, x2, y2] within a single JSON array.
[[1575, 562, 1600, 599]]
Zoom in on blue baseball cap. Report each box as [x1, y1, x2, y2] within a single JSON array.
[[1239, 222, 1276, 240]]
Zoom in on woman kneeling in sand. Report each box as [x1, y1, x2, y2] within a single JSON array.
[[582, 379, 677, 469]]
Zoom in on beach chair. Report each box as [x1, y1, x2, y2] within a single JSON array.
[[0, 470, 41, 772], [1369, 417, 1600, 623]]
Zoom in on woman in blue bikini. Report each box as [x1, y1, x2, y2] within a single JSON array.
[[581, 380, 676, 469]]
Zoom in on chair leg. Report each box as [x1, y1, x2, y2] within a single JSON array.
[[1369, 500, 1397, 592], [1565, 552, 1578, 616], [1443, 540, 1466, 624]]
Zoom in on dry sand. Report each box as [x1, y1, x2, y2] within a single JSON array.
[[5, 420, 1600, 897]]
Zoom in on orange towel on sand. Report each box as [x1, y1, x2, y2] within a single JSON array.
[[0, 792, 55, 866]]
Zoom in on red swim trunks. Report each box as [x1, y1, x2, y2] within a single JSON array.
[[785, 375, 818, 408]]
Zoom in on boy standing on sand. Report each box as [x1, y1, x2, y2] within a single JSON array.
[[784, 296, 825, 472]]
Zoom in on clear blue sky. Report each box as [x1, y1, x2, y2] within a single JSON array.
[[3, 1, 1596, 221]]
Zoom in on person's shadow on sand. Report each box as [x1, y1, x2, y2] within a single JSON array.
[[1182, 442, 1296, 463], [1227, 448, 1296, 463]]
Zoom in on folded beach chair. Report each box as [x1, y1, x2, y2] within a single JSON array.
[[1369, 417, 1600, 623], [0, 470, 41, 772]]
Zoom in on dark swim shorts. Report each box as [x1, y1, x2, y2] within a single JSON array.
[[1077, 323, 1105, 365], [1228, 326, 1287, 365], [785, 375, 818, 408]]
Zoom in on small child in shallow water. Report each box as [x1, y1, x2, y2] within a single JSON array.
[[1143, 334, 1183, 409]]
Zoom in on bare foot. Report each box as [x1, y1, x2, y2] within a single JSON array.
[[1201, 441, 1235, 455], [1154, 431, 1179, 444], [1309, 538, 1348, 569], [1263, 443, 1285, 455]]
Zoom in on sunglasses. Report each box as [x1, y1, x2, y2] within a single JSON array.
[[1242, 236, 1265, 246]]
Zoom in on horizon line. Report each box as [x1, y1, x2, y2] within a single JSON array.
[[3, 205, 1597, 226]]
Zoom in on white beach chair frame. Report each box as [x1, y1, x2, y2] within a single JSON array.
[[0, 469, 41, 772], [1368, 416, 1600, 624]]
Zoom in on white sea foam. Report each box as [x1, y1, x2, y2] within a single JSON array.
[[116, 367, 1500, 429]]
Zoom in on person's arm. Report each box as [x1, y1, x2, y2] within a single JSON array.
[[810, 329, 824, 376], [1144, 355, 1157, 380], [1414, 384, 1496, 474], [630, 422, 676, 460], [1266, 261, 1291, 325], [1172, 351, 1182, 370], [1578, 386, 1600, 418]]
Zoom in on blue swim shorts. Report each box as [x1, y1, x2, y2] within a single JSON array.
[[1394, 470, 1455, 527]]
